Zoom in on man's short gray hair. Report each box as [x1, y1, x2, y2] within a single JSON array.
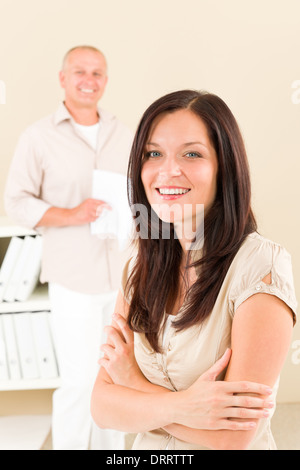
[[61, 45, 107, 70]]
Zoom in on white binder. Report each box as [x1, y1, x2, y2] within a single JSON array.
[[3, 236, 36, 302], [15, 236, 42, 302], [1, 314, 21, 380], [30, 312, 58, 379], [13, 313, 39, 379], [0, 237, 24, 302], [0, 316, 9, 380]]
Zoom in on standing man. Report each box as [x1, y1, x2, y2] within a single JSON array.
[[4, 46, 133, 450]]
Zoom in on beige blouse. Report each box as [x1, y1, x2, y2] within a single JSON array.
[[122, 232, 297, 450]]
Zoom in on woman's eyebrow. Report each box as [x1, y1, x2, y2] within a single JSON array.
[[182, 141, 208, 149], [146, 142, 161, 147], [145, 141, 209, 150]]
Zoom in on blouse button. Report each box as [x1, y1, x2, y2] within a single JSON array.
[[255, 284, 262, 291]]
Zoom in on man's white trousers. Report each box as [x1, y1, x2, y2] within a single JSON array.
[[49, 283, 125, 450]]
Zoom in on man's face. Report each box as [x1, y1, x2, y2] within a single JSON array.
[[59, 48, 108, 109]]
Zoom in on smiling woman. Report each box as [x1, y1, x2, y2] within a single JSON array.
[[91, 90, 297, 450], [126, 90, 259, 338]]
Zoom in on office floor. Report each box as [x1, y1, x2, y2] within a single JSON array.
[[41, 402, 300, 450]]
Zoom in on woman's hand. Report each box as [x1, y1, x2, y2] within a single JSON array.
[[99, 313, 146, 389], [171, 348, 274, 431], [98, 314, 274, 433]]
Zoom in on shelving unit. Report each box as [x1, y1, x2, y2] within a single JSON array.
[[0, 216, 61, 391]]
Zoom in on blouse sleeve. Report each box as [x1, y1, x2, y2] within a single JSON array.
[[229, 238, 297, 325]]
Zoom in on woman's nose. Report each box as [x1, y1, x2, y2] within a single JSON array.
[[158, 157, 182, 177]]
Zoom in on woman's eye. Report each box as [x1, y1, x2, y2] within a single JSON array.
[[145, 151, 161, 158], [186, 152, 201, 159]]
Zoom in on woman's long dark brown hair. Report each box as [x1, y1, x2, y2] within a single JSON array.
[[126, 90, 257, 352]]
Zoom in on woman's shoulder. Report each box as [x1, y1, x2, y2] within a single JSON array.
[[228, 231, 297, 321], [235, 231, 292, 266], [231, 231, 295, 286]]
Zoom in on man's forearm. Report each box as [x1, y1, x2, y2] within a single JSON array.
[[35, 206, 78, 228], [35, 198, 108, 228]]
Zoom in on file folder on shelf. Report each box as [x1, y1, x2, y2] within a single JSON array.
[[0, 237, 24, 302], [0, 316, 9, 380], [30, 311, 58, 379], [15, 236, 42, 302], [13, 312, 39, 379], [2, 236, 36, 303], [1, 314, 21, 380]]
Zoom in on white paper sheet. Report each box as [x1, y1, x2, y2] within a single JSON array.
[[90, 170, 133, 250]]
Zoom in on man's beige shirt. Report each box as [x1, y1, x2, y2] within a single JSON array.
[[4, 103, 133, 294]]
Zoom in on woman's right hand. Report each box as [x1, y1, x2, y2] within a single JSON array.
[[172, 349, 274, 431]]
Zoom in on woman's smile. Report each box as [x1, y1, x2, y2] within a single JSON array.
[[155, 186, 191, 199]]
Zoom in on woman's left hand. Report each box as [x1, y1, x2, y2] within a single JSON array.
[[99, 313, 145, 388]]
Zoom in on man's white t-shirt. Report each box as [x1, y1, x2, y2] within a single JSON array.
[[73, 121, 101, 151]]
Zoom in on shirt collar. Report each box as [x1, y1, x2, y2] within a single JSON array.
[[53, 101, 114, 126]]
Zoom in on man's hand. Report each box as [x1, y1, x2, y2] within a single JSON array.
[[70, 198, 111, 225], [36, 199, 111, 227]]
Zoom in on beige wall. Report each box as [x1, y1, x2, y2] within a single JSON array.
[[0, 0, 299, 405]]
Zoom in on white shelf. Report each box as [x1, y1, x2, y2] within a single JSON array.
[[0, 284, 50, 313], [0, 377, 61, 391], [0, 216, 36, 238]]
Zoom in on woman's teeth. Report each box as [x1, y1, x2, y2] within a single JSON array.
[[157, 188, 190, 195]]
